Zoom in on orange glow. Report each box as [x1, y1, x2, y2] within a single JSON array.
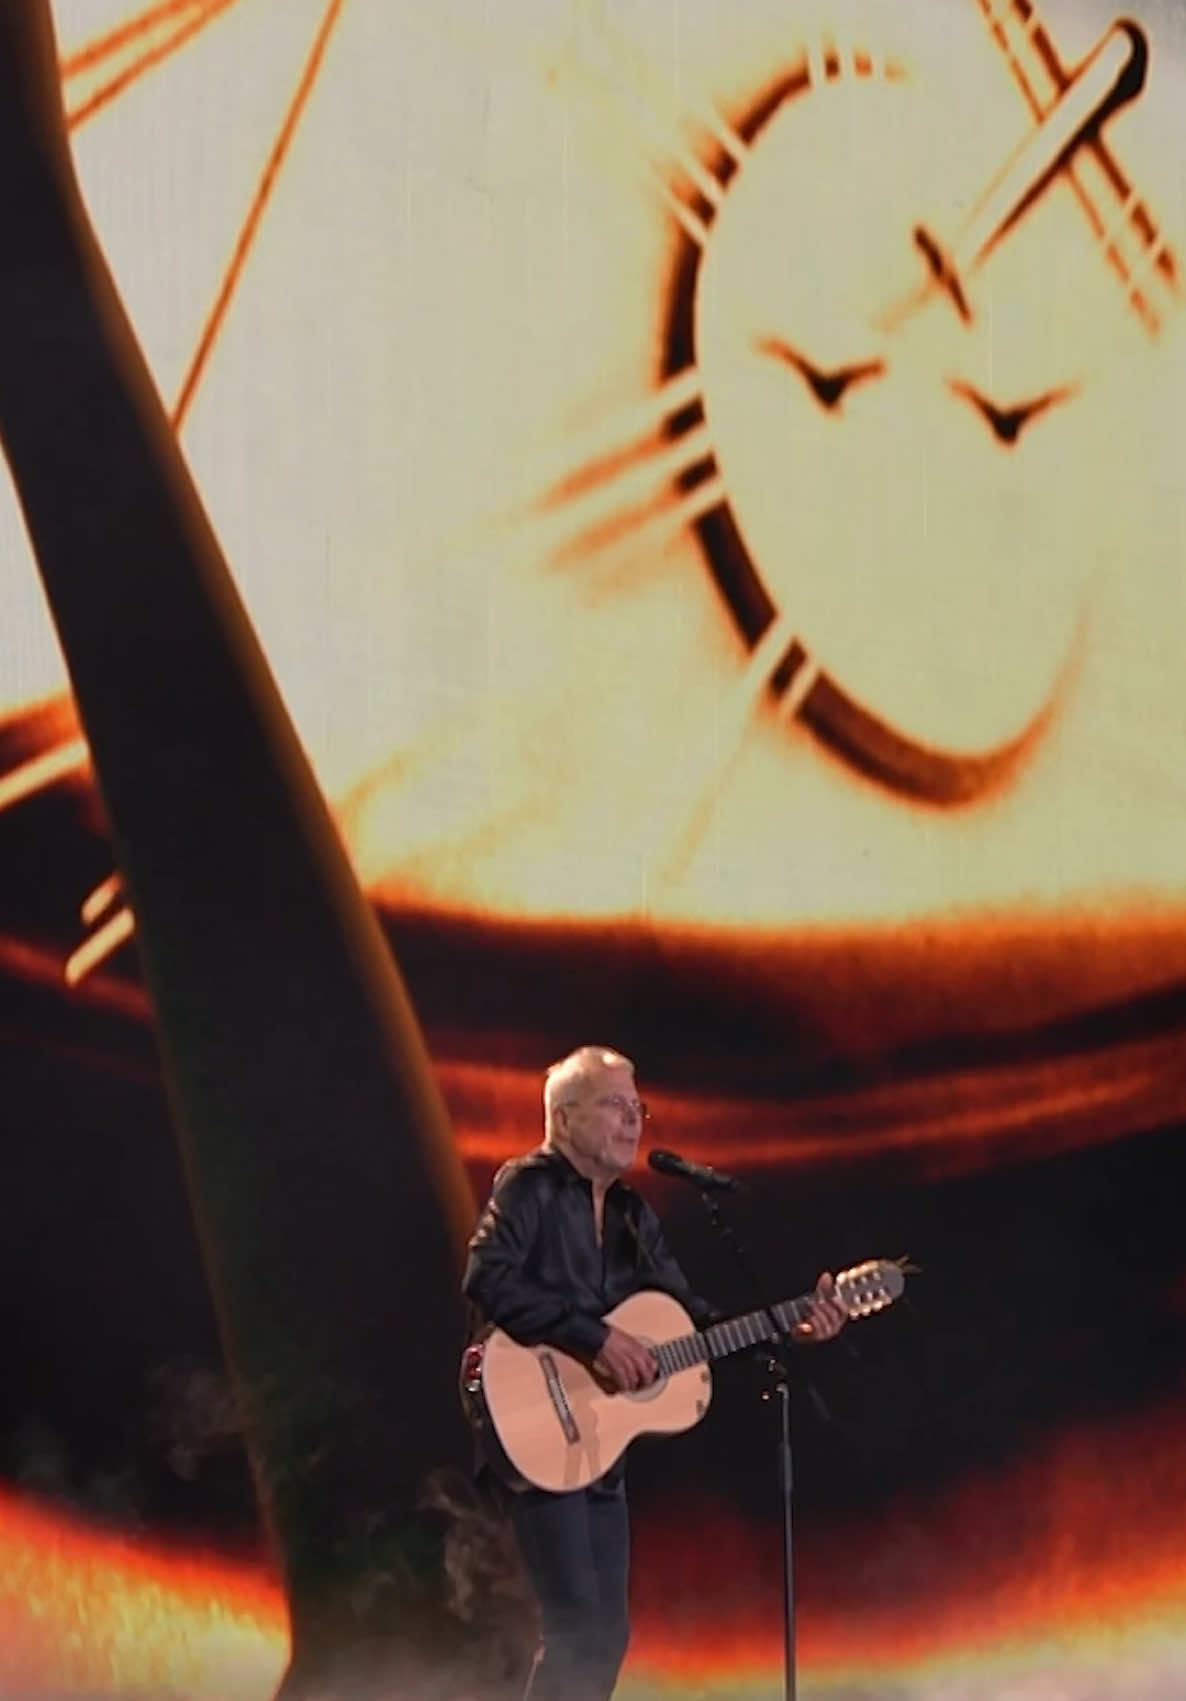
[[437, 1015, 1186, 1182], [64, 908, 137, 988], [631, 1398, 1186, 1683], [0, 934, 149, 1020], [0, 960, 1179, 1178], [0, 737, 88, 814], [80, 872, 125, 926], [5, 1400, 1186, 1695], [0, 1487, 286, 1699]]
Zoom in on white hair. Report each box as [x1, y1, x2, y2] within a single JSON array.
[[543, 1045, 634, 1144]]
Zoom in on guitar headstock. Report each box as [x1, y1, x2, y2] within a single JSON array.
[[835, 1258, 908, 1318]]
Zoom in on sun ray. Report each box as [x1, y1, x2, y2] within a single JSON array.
[[65, 908, 136, 989], [464, 365, 713, 582], [540, 368, 705, 490], [1094, 182, 1142, 271], [59, 0, 210, 79], [649, 613, 810, 893], [611, 89, 725, 211], [612, 366, 703, 438], [649, 172, 710, 247], [969, 0, 1180, 335], [658, 470, 727, 538], [65, 0, 247, 132], [6, 0, 356, 980], [1126, 225, 1170, 300], [561, 1, 746, 245], [80, 872, 125, 927], [805, 36, 829, 90], [534, 421, 714, 563], [574, 0, 747, 170], [696, 103, 747, 169], [0, 738, 89, 814], [776, 654, 822, 724], [1093, 165, 1174, 323], [549, 467, 728, 606], [172, 0, 352, 428]]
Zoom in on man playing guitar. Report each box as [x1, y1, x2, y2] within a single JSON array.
[[461, 1045, 847, 1701]]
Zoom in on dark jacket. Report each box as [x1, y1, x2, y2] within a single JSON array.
[[462, 1144, 714, 1362]]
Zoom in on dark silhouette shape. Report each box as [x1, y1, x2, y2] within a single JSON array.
[[0, 5, 477, 1695]]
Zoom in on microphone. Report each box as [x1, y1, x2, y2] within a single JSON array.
[[648, 1148, 743, 1193]]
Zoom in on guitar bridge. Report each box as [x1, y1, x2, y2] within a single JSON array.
[[538, 1351, 581, 1445]]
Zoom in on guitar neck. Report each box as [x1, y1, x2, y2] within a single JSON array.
[[652, 1296, 813, 1376], [971, 0, 1181, 333]]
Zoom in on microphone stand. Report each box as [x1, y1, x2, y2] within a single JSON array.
[[696, 1188, 800, 1701]]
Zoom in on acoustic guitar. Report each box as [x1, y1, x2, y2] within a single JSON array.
[[461, 1258, 905, 1493]]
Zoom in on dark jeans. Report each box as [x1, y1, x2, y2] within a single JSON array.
[[507, 1475, 631, 1701]]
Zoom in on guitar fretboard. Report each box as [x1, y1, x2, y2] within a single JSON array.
[[652, 1296, 811, 1376], [972, 0, 1181, 333]]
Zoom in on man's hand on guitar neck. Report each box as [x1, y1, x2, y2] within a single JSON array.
[[589, 1274, 846, 1393], [591, 1326, 659, 1394], [792, 1272, 848, 1343]]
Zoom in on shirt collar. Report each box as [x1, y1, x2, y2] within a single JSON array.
[[540, 1142, 626, 1195]]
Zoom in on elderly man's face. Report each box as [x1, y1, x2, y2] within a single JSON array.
[[560, 1061, 646, 1179]]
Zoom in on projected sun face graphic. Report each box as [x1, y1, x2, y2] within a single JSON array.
[[351, 0, 1186, 936], [0, 0, 1184, 974], [666, 9, 1180, 800], [5, 12, 1186, 1701], [696, 72, 1088, 768]]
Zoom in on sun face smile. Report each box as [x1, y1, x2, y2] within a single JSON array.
[[685, 34, 1156, 778]]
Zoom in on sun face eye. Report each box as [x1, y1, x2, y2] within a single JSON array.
[[756, 337, 888, 413], [947, 378, 1079, 446]]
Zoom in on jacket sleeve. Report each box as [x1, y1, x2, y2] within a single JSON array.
[[462, 1166, 610, 1361], [631, 1197, 719, 1330]]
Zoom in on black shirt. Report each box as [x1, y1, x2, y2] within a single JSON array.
[[462, 1144, 714, 1362]]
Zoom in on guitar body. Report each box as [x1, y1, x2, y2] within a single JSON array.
[[465, 1257, 904, 1492], [479, 1290, 713, 1494]]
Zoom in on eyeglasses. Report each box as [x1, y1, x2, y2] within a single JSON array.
[[592, 1094, 650, 1124]]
